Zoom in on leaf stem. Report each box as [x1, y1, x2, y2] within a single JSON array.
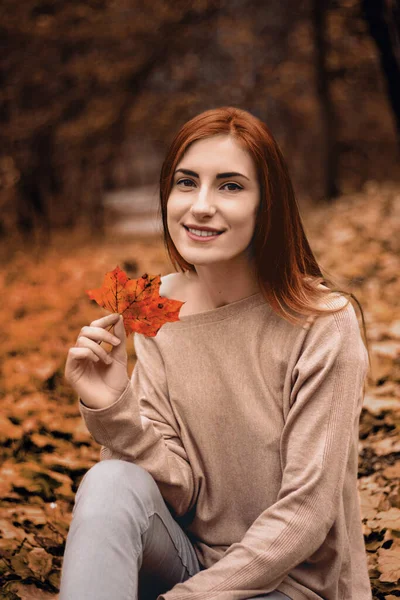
[[96, 323, 116, 346]]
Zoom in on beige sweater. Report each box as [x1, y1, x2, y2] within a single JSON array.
[[79, 291, 372, 600]]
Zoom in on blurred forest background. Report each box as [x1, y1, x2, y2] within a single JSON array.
[[0, 0, 400, 240], [1, 0, 400, 599]]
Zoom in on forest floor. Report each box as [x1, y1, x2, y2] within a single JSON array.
[[0, 181, 399, 599]]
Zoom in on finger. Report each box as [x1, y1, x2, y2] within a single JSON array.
[[89, 313, 121, 328], [76, 337, 113, 364], [67, 347, 100, 364], [78, 325, 121, 347], [109, 314, 127, 360], [65, 348, 99, 385]]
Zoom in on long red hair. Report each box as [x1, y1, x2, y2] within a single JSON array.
[[158, 107, 370, 365]]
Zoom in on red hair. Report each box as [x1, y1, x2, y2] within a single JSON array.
[[158, 107, 370, 364]]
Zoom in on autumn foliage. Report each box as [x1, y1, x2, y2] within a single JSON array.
[[0, 184, 399, 598], [86, 266, 185, 337]]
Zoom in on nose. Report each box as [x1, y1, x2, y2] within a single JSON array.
[[190, 184, 216, 216]]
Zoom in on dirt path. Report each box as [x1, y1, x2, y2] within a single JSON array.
[[104, 185, 161, 236]]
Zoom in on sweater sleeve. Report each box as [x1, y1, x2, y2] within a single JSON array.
[[158, 300, 370, 600], [78, 332, 195, 517]]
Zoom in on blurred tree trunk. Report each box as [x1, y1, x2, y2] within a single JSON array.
[[0, 2, 220, 242], [312, 0, 340, 200], [105, 4, 221, 186], [362, 0, 400, 148], [16, 130, 55, 242]]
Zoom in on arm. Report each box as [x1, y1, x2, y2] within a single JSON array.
[[158, 300, 370, 599], [79, 333, 195, 517]]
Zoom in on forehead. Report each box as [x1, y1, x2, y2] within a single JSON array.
[[177, 134, 256, 176]]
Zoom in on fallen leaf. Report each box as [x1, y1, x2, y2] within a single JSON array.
[[0, 186, 398, 598], [27, 547, 53, 581], [10, 547, 33, 579], [86, 266, 185, 336], [5, 582, 57, 599]]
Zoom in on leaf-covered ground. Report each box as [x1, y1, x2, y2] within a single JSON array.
[[0, 182, 399, 599]]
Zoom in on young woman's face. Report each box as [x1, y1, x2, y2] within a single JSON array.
[[167, 134, 260, 269]]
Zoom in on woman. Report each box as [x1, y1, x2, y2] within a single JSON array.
[[60, 107, 372, 600]]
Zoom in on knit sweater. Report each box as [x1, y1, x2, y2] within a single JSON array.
[[79, 291, 372, 600]]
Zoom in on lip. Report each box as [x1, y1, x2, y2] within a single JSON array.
[[184, 224, 226, 233], [183, 225, 225, 242]]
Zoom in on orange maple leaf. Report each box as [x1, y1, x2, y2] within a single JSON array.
[[86, 266, 185, 337]]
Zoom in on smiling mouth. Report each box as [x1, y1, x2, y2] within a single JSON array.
[[183, 225, 224, 235]]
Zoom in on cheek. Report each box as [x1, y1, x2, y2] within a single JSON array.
[[166, 193, 184, 216], [166, 199, 185, 239], [230, 206, 258, 230], [166, 197, 179, 223]]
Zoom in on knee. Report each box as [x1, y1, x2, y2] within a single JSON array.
[[74, 460, 159, 513]]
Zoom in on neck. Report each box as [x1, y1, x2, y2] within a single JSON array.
[[185, 262, 260, 309]]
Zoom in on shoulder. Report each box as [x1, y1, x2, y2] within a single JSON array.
[[288, 282, 362, 351], [159, 272, 198, 318], [134, 272, 186, 353], [159, 272, 187, 300], [313, 290, 358, 335], [134, 272, 181, 346], [132, 273, 194, 377], [300, 293, 367, 367]]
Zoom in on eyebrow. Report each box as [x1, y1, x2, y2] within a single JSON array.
[[174, 168, 250, 181]]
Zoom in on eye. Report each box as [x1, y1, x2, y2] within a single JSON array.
[[175, 179, 243, 192], [221, 182, 243, 192], [176, 178, 196, 188]]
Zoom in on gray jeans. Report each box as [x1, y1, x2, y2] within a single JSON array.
[[59, 460, 291, 600]]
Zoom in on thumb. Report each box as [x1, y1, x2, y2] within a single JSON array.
[[110, 314, 127, 360]]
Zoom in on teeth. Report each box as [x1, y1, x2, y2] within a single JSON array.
[[187, 227, 222, 237]]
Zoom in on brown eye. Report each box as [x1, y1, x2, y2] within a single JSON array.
[[177, 178, 196, 187], [221, 183, 243, 191]]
